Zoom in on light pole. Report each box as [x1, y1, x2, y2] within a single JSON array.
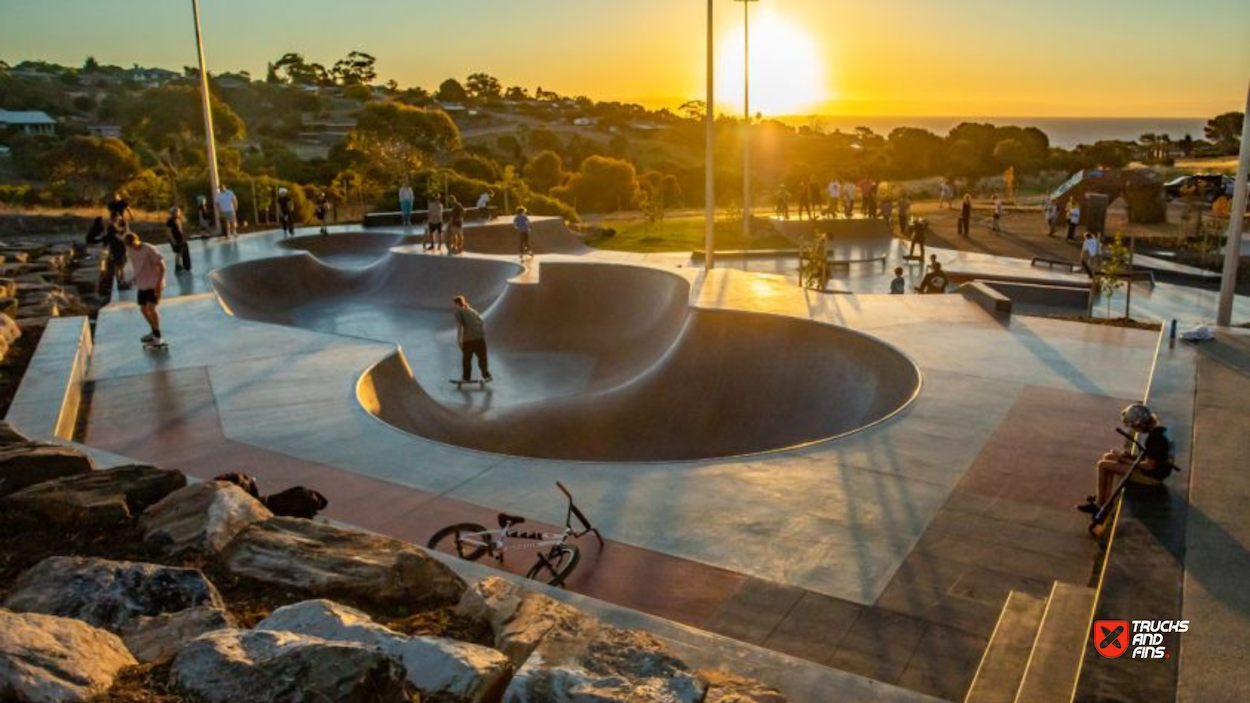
[[735, 0, 759, 240], [1216, 79, 1250, 326], [190, 0, 221, 226], [705, 0, 715, 271]]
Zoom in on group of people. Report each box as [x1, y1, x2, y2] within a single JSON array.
[[1044, 196, 1084, 241]]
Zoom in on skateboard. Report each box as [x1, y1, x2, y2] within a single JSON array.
[[142, 340, 169, 352], [450, 378, 491, 389]]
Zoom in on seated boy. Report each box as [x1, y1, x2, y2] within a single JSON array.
[[1077, 403, 1175, 513]]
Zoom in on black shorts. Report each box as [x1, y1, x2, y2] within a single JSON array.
[[137, 288, 161, 306], [428, 222, 443, 233]]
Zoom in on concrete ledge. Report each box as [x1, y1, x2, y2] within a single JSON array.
[[5, 316, 92, 440], [959, 281, 1012, 319], [363, 208, 492, 228], [983, 281, 1093, 315]]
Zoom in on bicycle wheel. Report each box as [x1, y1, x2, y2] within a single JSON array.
[[426, 522, 490, 561], [525, 544, 580, 586]]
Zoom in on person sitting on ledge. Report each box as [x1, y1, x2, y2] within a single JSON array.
[[1077, 403, 1176, 514], [914, 260, 948, 294]]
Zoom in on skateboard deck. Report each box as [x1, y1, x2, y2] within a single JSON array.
[[449, 378, 490, 389], [143, 341, 169, 352]]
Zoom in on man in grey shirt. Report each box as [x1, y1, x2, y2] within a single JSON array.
[[453, 296, 492, 383]]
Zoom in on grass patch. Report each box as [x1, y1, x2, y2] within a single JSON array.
[[585, 216, 794, 253]]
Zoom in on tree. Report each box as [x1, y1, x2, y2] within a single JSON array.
[[524, 150, 565, 194], [82, 56, 100, 72], [527, 127, 562, 154], [887, 127, 943, 177], [125, 85, 246, 152], [332, 51, 376, 86], [345, 101, 461, 183], [436, 78, 468, 103], [503, 86, 529, 101], [40, 136, 140, 202], [1204, 112, 1244, 155], [465, 73, 502, 101], [551, 155, 640, 213], [271, 53, 330, 86], [452, 153, 501, 182], [678, 100, 706, 120]]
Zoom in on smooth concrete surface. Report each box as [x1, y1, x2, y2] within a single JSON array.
[[6, 316, 91, 440], [75, 219, 1244, 700]]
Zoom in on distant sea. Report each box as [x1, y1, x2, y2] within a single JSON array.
[[775, 116, 1208, 150]]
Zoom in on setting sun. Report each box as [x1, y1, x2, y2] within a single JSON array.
[[715, 9, 832, 117]]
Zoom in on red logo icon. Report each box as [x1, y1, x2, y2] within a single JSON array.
[[1093, 620, 1129, 658]]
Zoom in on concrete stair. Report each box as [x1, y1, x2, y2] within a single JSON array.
[[965, 591, 1046, 703], [963, 582, 1097, 703]]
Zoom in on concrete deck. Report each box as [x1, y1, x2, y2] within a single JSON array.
[[54, 220, 1249, 701]]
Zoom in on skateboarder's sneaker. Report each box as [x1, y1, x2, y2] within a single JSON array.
[[483, 374, 493, 382], [141, 333, 157, 343], [1075, 501, 1098, 515]]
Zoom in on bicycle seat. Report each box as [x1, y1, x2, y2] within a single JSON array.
[[498, 513, 526, 528]]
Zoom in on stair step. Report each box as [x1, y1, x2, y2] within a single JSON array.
[[965, 591, 1047, 703], [1015, 582, 1097, 703]]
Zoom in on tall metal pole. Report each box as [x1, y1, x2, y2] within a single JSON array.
[[191, 0, 221, 224], [737, 0, 758, 239], [705, 0, 715, 271], [1216, 80, 1250, 326]]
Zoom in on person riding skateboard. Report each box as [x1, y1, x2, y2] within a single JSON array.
[[125, 232, 167, 346], [453, 296, 492, 384]]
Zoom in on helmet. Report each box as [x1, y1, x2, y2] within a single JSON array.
[[1121, 403, 1154, 430], [278, 187, 288, 196]]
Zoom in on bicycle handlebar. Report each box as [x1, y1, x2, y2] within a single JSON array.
[[556, 481, 604, 547]]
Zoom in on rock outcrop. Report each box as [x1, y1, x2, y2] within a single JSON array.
[[459, 577, 707, 703], [258, 599, 512, 703], [170, 628, 413, 703], [0, 609, 137, 703], [1, 464, 185, 526], [0, 443, 93, 497], [4, 556, 233, 662], [140, 481, 272, 557], [223, 517, 466, 605]]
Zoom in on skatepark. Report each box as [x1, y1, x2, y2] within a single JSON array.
[[8, 215, 1249, 702]]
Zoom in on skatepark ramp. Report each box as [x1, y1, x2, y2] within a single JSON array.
[[211, 251, 921, 462]]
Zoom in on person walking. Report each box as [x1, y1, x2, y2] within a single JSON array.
[[475, 190, 494, 220], [842, 180, 855, 218], [513, 206, 532, 259], [426, 195, 444, 251], [452, 295, 492, 384], [1080, 232, 1102, 277], [165, 207, 192, 273], [277, 187, 295, 236], [880, 195, 893, 228], [939, 179, 953, 209], [398, 181, 415, 226], [215, 185, 239, 238], [447, 195, 466, 254], [315, 192, 330, 235], [826, 179, 841, 218], [124, 232, 167, 345], [103, 217, 129, 292], [1045, 198, 1058, 237], [897, 193, 911, 235], [958, 194, 972, 237], [796, 180, 812, 221], [992, 194, 1003, 235], [1066, 198, 1081, 241]]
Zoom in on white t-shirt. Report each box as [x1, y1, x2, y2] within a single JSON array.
[[129, 242, 166, 291], [1069, 206, 1081, 224], [476, 193, 491, 208], [216, 189, 237, 213], [427, 201, 443, 223], [827, 181, 840, 199], [1082, 237, 1101, 259]]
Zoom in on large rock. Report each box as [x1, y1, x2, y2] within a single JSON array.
[[1, 464, 186, 526], [0, 609, 137, 703], [140, 481, 272, 557], [0, 420, 31, 445], [4, 556, 233, 662], [170, 628, 412, 703], [458, 578, 706, 703], [0, 443, 94, 497], [223, 517, 466, 606], [258, 599, 511, 703]]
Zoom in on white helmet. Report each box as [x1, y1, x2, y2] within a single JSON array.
[[278, 187, 288, 196], [1121, 403, 1155, 430]]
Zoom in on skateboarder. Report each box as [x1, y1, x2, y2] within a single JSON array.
[[453, 296, 492, 384], [1078, 403, 1175, 513], [124, 232, 167, 346], [277, 187, 296, 236], [513, 206, 532, 259], [447, 195, 466, 254]]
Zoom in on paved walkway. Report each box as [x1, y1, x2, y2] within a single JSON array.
[[75, 224, 1203, 700]]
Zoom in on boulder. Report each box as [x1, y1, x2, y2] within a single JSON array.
[[0, 443, 94, 497], [140, 481, 272, 557], [0, 609, 137, 703], [4, 556, 233, 662], [456, 576, 584, 667], [223, 517, 466, 606], [0, 420, 31, 445], [1, 464, 186, 526], [459, 578, 706, 703], [258, 599, 511, 703], [701, 671, 788, 703], [170, 628, 412, 703]]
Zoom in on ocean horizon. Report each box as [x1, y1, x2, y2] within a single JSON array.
[[771, 115, 1209, 150]]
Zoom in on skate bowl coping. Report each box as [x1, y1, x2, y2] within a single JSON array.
[[210, 252, 921, 462]]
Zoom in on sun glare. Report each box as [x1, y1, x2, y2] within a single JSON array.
[[715, 11, 831, 117]]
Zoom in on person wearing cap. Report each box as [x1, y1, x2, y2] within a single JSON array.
[[1078, 403, 1176, 513], [164, 207, 191, 273], [277, 187, 295, 236], [124, 232, 167, 344]]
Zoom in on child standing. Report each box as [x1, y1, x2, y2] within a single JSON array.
[[513, 206, 532, 259]]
